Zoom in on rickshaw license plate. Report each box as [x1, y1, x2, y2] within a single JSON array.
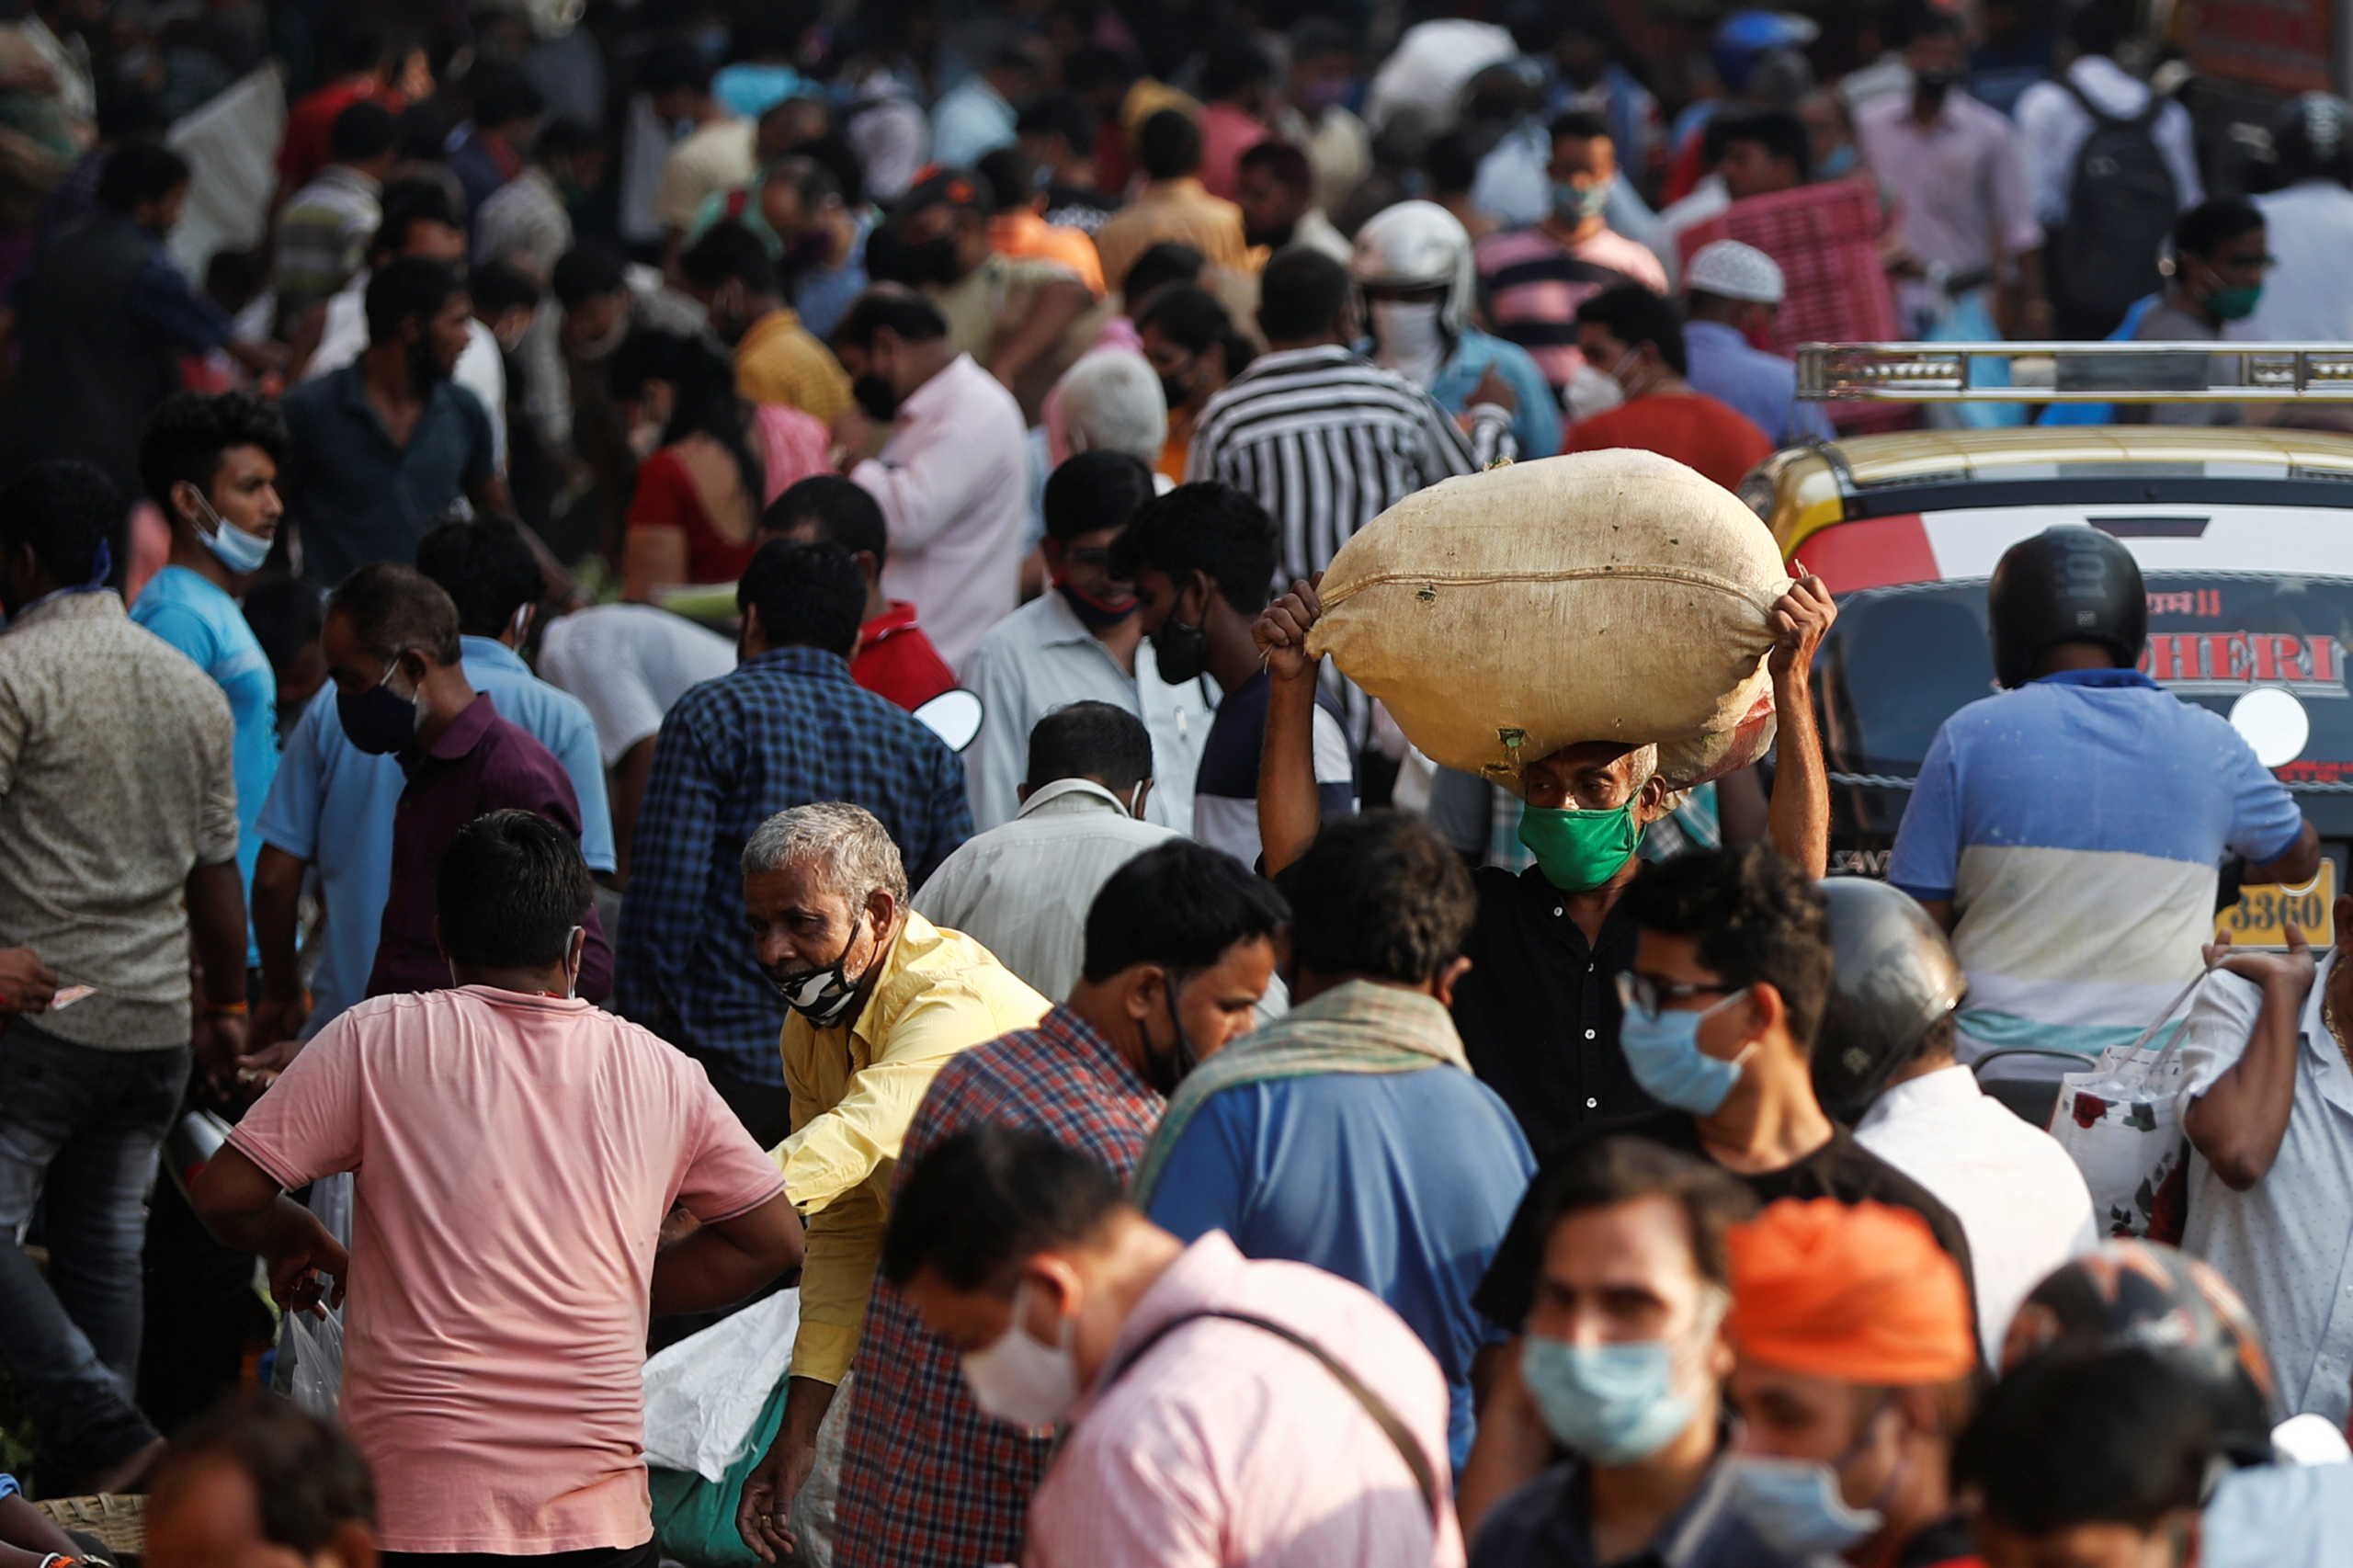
[[2216, 860, 2336, 951]]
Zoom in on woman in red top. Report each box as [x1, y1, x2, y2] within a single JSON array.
[[612, 331, 828, 600]]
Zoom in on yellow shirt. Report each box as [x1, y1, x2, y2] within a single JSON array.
[[736, 307, 852, 425], [1094, 177, 1255, 300], [773, 910, 1049, 1383]]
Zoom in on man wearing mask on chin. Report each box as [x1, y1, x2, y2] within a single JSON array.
[[1562, 285, 1773, 493], [1458, 846, 1976, 1536], [316, 562, 610, 1003], [881, 1124, 1466, 1568], [734, 802, 1048, 1567], [828, 840, 1286, 1568], [960, 452, 1211, 833], [2109, 199, 2271, 428], [1718, 1199, 1984, 1568]]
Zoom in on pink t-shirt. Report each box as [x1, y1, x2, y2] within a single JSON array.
[[231, 987, 786, 1554]]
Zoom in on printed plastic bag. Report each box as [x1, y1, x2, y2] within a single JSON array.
[[2047, 970, 2211, 1243]]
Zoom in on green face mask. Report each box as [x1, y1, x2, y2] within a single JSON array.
[[2208, 283, 2263, 322], [1519, 800, 1644, 892]]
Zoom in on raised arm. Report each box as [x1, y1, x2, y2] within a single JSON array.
[[1255, 577, 1327, 877], [1763, 570, 1836, 881]]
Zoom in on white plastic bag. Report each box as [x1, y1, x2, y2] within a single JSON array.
[[641, 1288, 801, 1483], [2047, 970, 2211, 1242], [285, 1302, 345, 1418]]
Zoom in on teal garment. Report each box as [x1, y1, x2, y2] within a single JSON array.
[[1420, 328, 1563, 461], [131, 565, 276, 966]]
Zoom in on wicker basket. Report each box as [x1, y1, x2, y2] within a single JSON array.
[[34, 1493, 145, 1560]]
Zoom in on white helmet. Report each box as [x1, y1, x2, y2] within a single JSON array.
[[1350, 200, 1475, 337]]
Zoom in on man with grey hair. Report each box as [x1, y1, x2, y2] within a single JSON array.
[[1048, 348, 1169, 468], [733, 800, 1048, 1566]]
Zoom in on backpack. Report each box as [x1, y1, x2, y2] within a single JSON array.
[[2053, 76, 2181, 322]]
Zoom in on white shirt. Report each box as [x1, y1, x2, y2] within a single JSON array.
[[538, 604, 736, 769], [1855, 1062, 2097, 1361], [913, 778, 1178, 1003], [2177, 957, 2353, 1427], [1291, 209, 1354, 265], [2014, 56, 2202, 231], [855, 353, 1029, 671], [929, 76, 1017, 168], [959, 588, 1211, 836], [303, 273, 511, 472], [2244, 180, 2353, 344]]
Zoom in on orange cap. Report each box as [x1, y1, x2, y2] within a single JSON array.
[[1725, 1199, 1975, 1384]]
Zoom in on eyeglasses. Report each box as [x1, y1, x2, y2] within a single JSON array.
[[1615, 971, 1734, 1022]]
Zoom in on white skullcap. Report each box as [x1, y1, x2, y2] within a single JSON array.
[[1685, 240, 1785, 305]]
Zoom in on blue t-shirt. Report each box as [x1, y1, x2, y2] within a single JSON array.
[[131, 565, 278, 966], [1429, 328, 1563, 463], [254, 636, 616, 1032], [1144, 1065, 1536, 1472], [1890, 668, 2303, 1058]]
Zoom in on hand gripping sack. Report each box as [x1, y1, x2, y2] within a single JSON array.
[[2046, 968, 2211, 1244], [1306, 450, 1792, 790]]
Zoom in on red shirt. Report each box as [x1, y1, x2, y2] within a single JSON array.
[[1563, 390, 1775, 492], [853, 600, 957, 712], [279, 76, 405, 189]]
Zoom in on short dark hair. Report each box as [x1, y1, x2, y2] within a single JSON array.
[[1279, 812, 1474, 985], [436, 809, 596, 969], [1064, 45, 1137, 97], [833, 289, 949, 351], [639, 39, 715, 99], [241, 574, 324, 677], [1955, 1350, 2217, 1535], [761, 474, 888, 565], [1257, 246, 1351, 342], [766, 154, 841, 214], [1082, 837, 1290, 982], [1017, 93, 1096, 152], [335, 23, 420, 79], [1719, 108, 1813, 182], [2066, 0, 2128, 59], [1620, 845, 1836, 1051], [532, 116, 601, 164], [415, 517, 541, 638], [2174, 196, 2265, 259], [1029, 699, 1154, 795], [1114, 483, 1279, 616], [329, 98, 399, 164], [551, 243, 628, 311], [881, 1124, 1128, 1291], [161, 1393, 375, 1552], [1121, 240, 1206, 304], [1237, 138, 1313, 195], [1577, 282, 1688, 377], [98, 139, 191, 211], [679, 218, 781, 296], [1043, 450, 1156, 546], [367, 179, 462, 262], [1136, 284, 1231, 354], [1199, 39, 1277, 104], [974, 147, 1038, 216], [1549, 108, 1614, 146], [1530, 1134, 1759, 1292], [1291, 17, 1355, 62], [468, 65, 544, 131], [0, 460, 119, 588], [138, 391, 290, 515], [365, 256, 463, 347], [1424, 129, 1483, 196], [327, 562, 463, 666], [470, 258, 543, 316], [1136, 108, 1203, 182], [738, 538, 864, 657]]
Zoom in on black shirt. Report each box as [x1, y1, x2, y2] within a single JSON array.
[[1453, 866, 1655, 1161], [1469, 1448, 1794, 1568], [1472, 1112, 1981, 1340]]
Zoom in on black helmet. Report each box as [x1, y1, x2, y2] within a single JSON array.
[[1811, 878, 1965, 1123], [1987, 525, 2147, 689], [2002, 1242, 2277, 1466], [2274, 92, 2353, 185]]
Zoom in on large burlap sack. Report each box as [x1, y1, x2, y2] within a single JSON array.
[[1307, 449, 1790, 790]]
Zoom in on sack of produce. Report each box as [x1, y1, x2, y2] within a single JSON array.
[[1307, 449, 1790, 790]]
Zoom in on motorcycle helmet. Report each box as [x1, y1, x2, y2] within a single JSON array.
[[1987, 525, 2147, 689]]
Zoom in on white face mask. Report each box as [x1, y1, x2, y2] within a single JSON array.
[[1369, 298, 1449, 388], [960, 1278, 1081, 1430]]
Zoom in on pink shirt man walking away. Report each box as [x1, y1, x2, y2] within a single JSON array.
[[881, 1123, 1464, 1568], [194, 810, 804, 1566]]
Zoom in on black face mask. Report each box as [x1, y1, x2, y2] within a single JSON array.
[[1914, 69, 1958, 110], [1151, 609, 1208, 685], [409, 333, 450, 390], [908, 233, 964, 288], [1157, 370, 1192, 412], [852, 374, 900, 422], [1138, 979, 1199, 1096]]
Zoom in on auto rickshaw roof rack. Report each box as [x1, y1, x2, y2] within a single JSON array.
[[1796, 342, 2353, 402]]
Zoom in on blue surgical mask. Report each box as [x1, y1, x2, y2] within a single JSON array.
[[1817, 143, 1859, 179], [1521, 1337, 1697, 1464], [1553, 176, 1614, 223], [1616, 984, 1753, 1114], [1721, 1454, 1885, 1559], [191, 493, 271, 574]]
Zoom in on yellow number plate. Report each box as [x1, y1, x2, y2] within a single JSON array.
[[2215, 859, 2336, 951]]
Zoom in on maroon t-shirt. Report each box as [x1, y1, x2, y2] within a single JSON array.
[[366, 693, 613, 1001]]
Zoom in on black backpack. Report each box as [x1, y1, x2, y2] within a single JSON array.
[[2052, 77, 2182, 322]]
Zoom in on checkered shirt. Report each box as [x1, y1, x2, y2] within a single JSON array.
[[831, 1006, 1164, 1567]]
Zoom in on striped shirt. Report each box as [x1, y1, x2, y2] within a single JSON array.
[[1474, 225, 1667, 392], [1186, 344, 1512, 746]]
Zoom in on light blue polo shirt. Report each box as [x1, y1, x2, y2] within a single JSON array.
[[132, 565, 278, 967], [1890, 668, 2303, 1061], [255, 636, 616, 1033]]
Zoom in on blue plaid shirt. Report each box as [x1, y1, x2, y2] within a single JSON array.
[[614, 645, 972, 1085]]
